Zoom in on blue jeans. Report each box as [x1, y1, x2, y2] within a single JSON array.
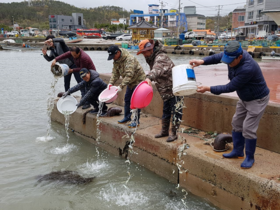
[[124, 86, 140, 122], [162, 96, 183, 123]]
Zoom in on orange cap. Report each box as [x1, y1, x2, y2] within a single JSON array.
[[137, 39, 153, 55]]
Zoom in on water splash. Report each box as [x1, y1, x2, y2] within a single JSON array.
[[78, 160, 109, 175], [50, 144, 76, 155], [95, 102, 104, 143], [36, 136, 55, 142], [99, 184, 149, 207]]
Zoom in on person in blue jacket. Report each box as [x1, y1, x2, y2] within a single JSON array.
[[189, 41, 270, 169], [63, 68, 108, 116]]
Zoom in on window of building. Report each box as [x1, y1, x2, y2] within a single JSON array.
[[258, 0, 263, 3], [53, 24, 56, 28], [61, 19, 64, 22], [248, 11, 254, 19], [257, 10, 263, 18], [78, 16, 82, 25], [238, 16, 245, 21], [70, 19, 72, 22], [249, 0, 254, 6]]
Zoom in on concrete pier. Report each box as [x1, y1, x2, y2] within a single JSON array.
[[51, 73, 280, 210]]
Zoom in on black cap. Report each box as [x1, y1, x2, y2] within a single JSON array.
[[107, 45, 120, 60], [79, 68, 89, 78]]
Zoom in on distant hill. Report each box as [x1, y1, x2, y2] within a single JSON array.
[[0, 0, 133, 30]]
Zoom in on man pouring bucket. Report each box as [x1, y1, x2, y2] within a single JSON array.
[[190, 41, 270, 169]]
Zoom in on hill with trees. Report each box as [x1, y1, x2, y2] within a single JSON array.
[[0, 0, 133, 30]]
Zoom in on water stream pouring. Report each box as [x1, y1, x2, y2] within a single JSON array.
[[172, 64, 200, 96], [51, 63, 70, 78]]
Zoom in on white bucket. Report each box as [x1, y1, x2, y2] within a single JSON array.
[[57, 95, 77, 115], [172, 64, 198, 96], [51, 63, 69, 78]]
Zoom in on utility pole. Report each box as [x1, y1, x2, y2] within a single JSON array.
[[217, 5, 222, 38], [159, 0, 166, 28], [177, 0, 181, 38]]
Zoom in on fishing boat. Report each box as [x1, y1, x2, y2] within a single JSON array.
[[65, 36, 84, 44], [0, 43, 41, 51]]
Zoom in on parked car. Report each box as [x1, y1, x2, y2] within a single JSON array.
[[20, 29, 29, 37], [267, 35, 279, 41], [103, 33, 124, 40], [6, 31, 19, 36], [116, 34, 132, 41], [185, 31, 197, 39], [59, 31, 77, 37], [29, 28, 39, 36]]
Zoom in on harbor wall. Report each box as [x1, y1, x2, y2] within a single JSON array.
[[100, 74, 280, 154], [51, 93, 280, 210]]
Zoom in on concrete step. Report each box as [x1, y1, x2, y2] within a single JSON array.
[[51, 98, 280, 210]]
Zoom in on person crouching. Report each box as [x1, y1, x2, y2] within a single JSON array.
[[137, 39, 183, 142], [63, 68, 107, 116]]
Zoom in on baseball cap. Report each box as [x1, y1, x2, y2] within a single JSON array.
[[79, 68, 89, 78], [107, 45, 120, 60], [221, 41, 243, 64], [137, 39, 154, 55]]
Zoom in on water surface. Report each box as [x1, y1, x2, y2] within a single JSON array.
[[0, 50, 219, 210]]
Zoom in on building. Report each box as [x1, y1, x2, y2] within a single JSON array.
[[243, 0, 278, 36], [148, 4, 160, 14], [232, 7, 246, 34], [184, 6, 206, 30], [186, 14, 206, 30], [49, 13, 84, 31], [128, 20, 158, 41], [184, 6, 196, 15]]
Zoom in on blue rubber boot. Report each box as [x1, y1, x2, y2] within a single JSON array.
[[241, 139, 257, 169], [223, 131, 245, 158], [118, 103, 131, 124]]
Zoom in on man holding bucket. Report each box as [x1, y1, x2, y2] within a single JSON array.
[[52, 46, 96, 109], [62, 68, 108, 116], [107, 45, 146, 128], [42, 35, 86, 101], [137, 39, 183, 142], [190, 41, 270, 169]]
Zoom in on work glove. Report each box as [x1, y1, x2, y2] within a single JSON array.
[[62, 91, 70, 99], [107, 84, 112, 90], [116, 86, 122, 93]]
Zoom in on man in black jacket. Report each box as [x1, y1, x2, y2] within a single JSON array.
[[63, 68, 108, 116], [42, 35, 89, 109]]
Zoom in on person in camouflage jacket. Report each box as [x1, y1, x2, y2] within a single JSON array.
[[107, 45, 146, 128], [137, 39, 183, 142]]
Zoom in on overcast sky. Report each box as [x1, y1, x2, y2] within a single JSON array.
[[1, 0, 247, 16]]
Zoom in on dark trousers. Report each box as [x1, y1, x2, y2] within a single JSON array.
[[64, 72, 86, 97], [162, 96, 183, 122], [88, 96, 108, 112], [124, 86, 140, 121]]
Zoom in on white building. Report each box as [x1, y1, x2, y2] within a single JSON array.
[[243, 0, 279, 36]]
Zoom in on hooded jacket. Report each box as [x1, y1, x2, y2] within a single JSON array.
[[109, 48, 146, 89], [43, 38, 75, 68], [203, 50, 270, 101], [68, 70, 107, 105], [145, 40, 175, 101]]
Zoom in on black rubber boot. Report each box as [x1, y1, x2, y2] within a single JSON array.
[[166, 122, 180, 142], [118, 103, 131, 124], [155, 118, 170, 138]]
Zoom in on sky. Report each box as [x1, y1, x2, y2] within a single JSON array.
[[1, 0, 247, 17]]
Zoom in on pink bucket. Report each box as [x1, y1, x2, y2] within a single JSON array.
[[98, 86, 118, 103], [130, 81, 153, 109]]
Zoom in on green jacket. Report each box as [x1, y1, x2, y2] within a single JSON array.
[[109, 49, 146, 89]]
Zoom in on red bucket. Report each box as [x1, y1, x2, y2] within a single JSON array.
[[130, 81, 153, 109]]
